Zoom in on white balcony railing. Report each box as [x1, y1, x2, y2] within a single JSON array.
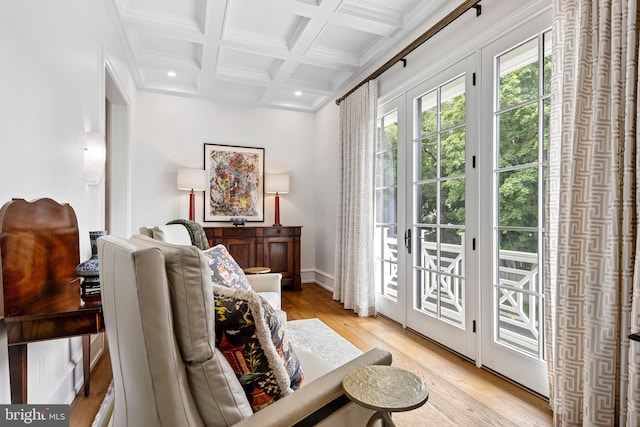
[[375, 226, 540, 354]]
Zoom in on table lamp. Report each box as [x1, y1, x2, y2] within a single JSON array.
[[265, 173, 290, 227], [177, 168, 207, 221]]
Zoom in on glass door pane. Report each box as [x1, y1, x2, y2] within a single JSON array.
[[375, 110, 399, 302]]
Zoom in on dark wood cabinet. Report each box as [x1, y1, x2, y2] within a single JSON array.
[[204, 226, 302, 290]]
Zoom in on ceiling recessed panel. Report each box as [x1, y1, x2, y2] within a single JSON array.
[[141, 67, 200, 93], [120, 0, 206, 32], [130, 31, 203, 66], [126, 0, 202, 16], [218, 47, 283, 81], [314, 23, 381, 56], [223, 0, 308, 50], [293, 0, 322, 6], [290, 63, 343, 90], [345, 0, 416, 14]]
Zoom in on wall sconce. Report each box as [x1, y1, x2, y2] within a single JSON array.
[[177, 168, 207, 221], [84, 132, 106, 185], [265, 173, 290, 227]]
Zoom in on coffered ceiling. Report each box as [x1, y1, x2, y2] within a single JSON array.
[[108, 0, 451, 112]]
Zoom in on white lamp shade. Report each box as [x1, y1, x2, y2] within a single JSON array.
[[265, 173, 290, 194], [84, 132, 106, 185], [177, 168, 207, 191]]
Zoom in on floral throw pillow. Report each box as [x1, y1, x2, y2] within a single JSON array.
[[203, 244, 251, 291], [213, 285, 304, 412]]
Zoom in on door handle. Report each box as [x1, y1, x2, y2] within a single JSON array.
[[404, 229, 412, 254]]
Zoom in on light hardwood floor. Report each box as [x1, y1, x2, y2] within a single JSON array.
[[70, 283, 553, 426]]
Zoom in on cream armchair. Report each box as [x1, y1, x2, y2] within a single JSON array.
[[98, 234, 391, 427], [140, 224, 282, 312]]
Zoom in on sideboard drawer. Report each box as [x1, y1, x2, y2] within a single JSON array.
[[212, 226, 259, 238], [263, 227, 299, 237]]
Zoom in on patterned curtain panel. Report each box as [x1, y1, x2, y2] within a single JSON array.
[[545, 0, 640, 425], [333, 80, 378, 317]]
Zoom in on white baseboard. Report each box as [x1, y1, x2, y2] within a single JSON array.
[[313, 282, 333, 292], [301, 269, 315, 284], [68, 334, 105, 403], [310, 269, 334, 291], [89, 334, 105, 369]]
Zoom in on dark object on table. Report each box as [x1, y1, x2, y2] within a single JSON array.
[[629, 332, 640, 342], [231, 217, 246, 226], [77, 230, 107, 295]]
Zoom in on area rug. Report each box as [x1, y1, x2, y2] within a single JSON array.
[[285, 318, 362, 368]]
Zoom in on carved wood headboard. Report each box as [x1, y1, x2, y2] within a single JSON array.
[[0, 198, 80, 319]]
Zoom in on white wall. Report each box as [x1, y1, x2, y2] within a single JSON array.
[[0, 0, 136, 404], [134, 92, 317, 274], [313, 102, 340, 289]]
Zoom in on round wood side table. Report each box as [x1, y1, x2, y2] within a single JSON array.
[[243, 266, 271, 274], [342, 365, 429, 427]]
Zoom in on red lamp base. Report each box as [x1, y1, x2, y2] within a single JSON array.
[[188, 191, 195, 221], [273, 194, 281, 226]]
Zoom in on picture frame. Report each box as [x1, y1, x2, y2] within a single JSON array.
[[203, 143, 265, 222]]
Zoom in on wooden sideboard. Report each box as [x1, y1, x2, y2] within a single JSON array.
[[204, 226, 302, 290]]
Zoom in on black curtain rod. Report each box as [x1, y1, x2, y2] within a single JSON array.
[[335, 0, 482, 106]]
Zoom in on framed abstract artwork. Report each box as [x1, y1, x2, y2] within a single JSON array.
[[204, 143, 265, 222]]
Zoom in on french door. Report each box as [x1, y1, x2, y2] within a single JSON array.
[[375, 57, 478, 358], [479, 27, 551, 397], [404, 58, 477, 360], [374, 16, 551, 396]]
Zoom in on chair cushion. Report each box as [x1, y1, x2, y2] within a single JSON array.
[[152, 224, 192, 246], [203, 244, 251, 291], [213, 284, 304, 412], [167, 219, 210, 250], [130, 235, 253, 425], [258, 291, 281, 311]]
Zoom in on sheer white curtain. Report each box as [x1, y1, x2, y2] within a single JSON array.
[[545, 0, 640, 425], [333, 80, 378, 317]]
